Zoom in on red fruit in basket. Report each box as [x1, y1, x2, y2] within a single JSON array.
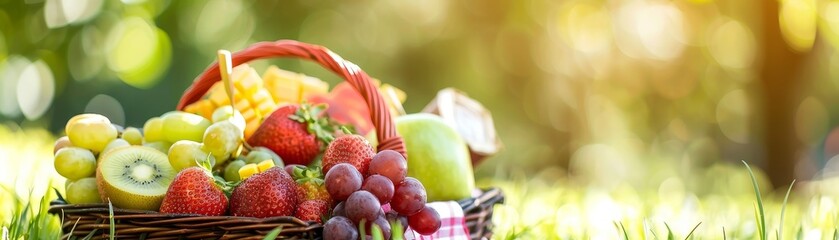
[[369, 150, 408, 184], [230, 167, 299, 218], [391, 177, 427, 215], [345, 190, 381, 224], [332, 201, 347, 217], [323, 216, 359, 240], [322, 134, 375, 175], [294, 199, 329, 223], [308, 82, 375, 136], [159, 167, 229, 216], [247, 104, 334, 166], [408, 206, 441, 235], [291, 166, 332, 203], [324, 163, 363, 201], [362, 174, 394, 204]]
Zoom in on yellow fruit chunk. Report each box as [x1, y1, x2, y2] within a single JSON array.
[[238, 163, 259, 180], [248, 89, 273, 106], [254, 101, 276, 117], [262, 66, 328, 104], [257, 159, 275, 172], [232, 64, 262, 96], [244, 119, 260, 140], [240, 108, 257, 122]]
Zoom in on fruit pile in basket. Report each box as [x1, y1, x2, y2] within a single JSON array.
[[51, 45, 501, 239]]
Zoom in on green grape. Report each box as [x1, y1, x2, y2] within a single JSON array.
[[162, 111, 212, 143], [202, 120, 243, 165], [66, 114, 117, 153], [168, 140, 214, 171], [143, 117, 164, 142], [66, 177, 102, 204], [122, 127, 143, 145], [65, 113, 108, 134], [143, 141, 172, 154], [244, 147, 284, 167], [54, 136, 73, 154], [100, 139, 130, 160], [211, 106, 247, 131], [224, 159, 247, 181], [54, 147, 96, 180]]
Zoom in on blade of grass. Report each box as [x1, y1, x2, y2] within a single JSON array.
[[358, 219, 367, 238], [648, 220, 659, 240], [833, 228, 838, 240], [779, 179, 796, 240], [614, 222, 629, 240], [390, 219, 404, 240], [723, 227, 727, 240], [664, 222, 675, 240], [263, 226, 283, 240], [743, 160, 767, 240], [108, 200, 115, 240], [684, 222, 701, 240], [371, 224, 384, 240]]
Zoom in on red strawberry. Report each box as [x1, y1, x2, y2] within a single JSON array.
[[247, 104, 334, 166], [290, 166, 332, 203], [230, 167, 299, 217], [294, 199, 330, 223], [322, 134, 375, 175], [159, 167, 229, 216]]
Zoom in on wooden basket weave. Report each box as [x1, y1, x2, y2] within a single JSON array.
[[49, 40, 504, 239]]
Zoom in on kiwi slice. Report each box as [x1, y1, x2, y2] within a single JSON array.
[[96, 146, 176, 211]]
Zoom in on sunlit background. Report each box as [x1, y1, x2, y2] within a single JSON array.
[[4, 0, 839, 238]]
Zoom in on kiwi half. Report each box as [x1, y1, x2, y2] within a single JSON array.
[[96, 146, 176, 211]]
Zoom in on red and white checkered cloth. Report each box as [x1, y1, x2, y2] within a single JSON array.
[[382, 202, 470, 240]]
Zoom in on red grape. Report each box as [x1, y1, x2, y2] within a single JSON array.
[[408, 206, 441, 235], [369, 150, 407, 184], [323, 216, 358, 240], [391, 177, 427, 215], [362, 175, 395, 204], [325, 163, 363, 201], [345, 190, 381, 224], [332, 201, 346, 217]]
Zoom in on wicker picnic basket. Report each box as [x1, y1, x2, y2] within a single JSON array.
[[49, 40, 504, 239]]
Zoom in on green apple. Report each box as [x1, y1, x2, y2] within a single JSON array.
[[396, 113, 475, 201]]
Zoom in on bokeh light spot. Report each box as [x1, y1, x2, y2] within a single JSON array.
[[794, 97, 828, 143], [68, 26, 104, 82], [0, 56, 30, 118], [84, 94, 125, 127], [780, 0, 817, 52], [105, 17, 171, 89], [716, 90, 750, 143], [16, 60, 55, 120], [708, 19, 757, 69]]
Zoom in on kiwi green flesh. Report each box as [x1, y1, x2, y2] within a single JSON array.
[[97, 146, 175, 211]]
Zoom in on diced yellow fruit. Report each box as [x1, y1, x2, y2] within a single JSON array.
[[244, 119, 260, 140], [257, 160, 275, 172], [184, 103, 201, 116], [238, 164, 259, 180], [232, 64, 262, 96], [202, 100, 218, 120], [255, 101, 276, 116], [263, 66, 302, 102], [298, 75, 329, 101], [248, 89, 274, 106], [240, 108, 257, 122], [234, 100, 252, 113], [208, 84, 231, 106], [380, 84, 406, 103]]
